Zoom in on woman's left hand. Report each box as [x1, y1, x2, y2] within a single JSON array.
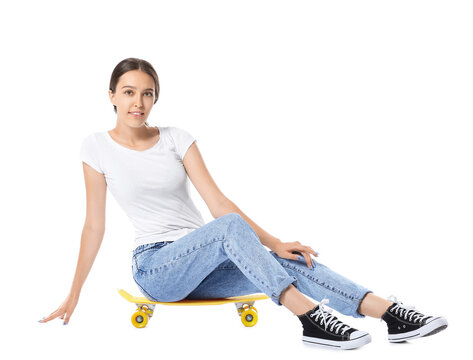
[[272, 240, 319, 269]]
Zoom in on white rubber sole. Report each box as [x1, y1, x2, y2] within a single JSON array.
[[388, 316, 448, 343], [302, 332, 372, 350]]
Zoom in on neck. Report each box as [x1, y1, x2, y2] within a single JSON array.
[[110, 123, 156, 145]]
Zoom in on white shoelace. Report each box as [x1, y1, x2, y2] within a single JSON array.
[[387, 295, 429, 323], [310, 299, 351, 335]]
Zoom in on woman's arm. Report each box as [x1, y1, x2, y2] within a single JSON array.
[[182, 142, 281, 249], [71, 162, 107, 296], [40, 163, 107, 325], [182, 142, 280, 249], [182, 142, 317, 269], [69, 226, 105, 297], [40, 226, 105, 325]]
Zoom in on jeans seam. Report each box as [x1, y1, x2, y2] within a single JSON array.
[[133, 241, 170, 258], [277, 260, 361, 303], [134, 236, 225, 274], [223, 237, 276, 297], [133, 274, 160, 302], [225, 214, 281, 297]]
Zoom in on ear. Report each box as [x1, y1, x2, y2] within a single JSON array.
[[108, 89, 115, 105]]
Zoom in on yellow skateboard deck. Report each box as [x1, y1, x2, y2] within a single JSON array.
[[118, 288, 269, 328]]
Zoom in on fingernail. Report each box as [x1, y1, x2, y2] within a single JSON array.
[[297, 255, 304, 262], [38, 317, 45, 322], [63, 321, 67, 325]]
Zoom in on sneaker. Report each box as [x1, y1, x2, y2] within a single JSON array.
[[297, 299, 371, 350], [381, 295, 448, 343]]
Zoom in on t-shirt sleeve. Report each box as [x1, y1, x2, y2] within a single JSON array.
[[169, 127, 196, 161], [80, 134, 104, 174]]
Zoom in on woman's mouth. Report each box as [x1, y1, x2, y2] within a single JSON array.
[[129, 112, 144, 118]]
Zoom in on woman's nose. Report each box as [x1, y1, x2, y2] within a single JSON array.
[[134, 95, 143, 108]]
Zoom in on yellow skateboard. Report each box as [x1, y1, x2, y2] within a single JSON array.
[[118, 289, 269, 328]]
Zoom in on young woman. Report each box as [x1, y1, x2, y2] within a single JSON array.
[[39, 58, 448, 350]]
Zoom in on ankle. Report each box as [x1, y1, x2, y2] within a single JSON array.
[[296, 305, 317, 317], [280, 284, 318, 316], [358, 293, 394, 318]]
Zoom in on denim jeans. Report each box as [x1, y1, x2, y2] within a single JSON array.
[[132, 213, 372, 318]]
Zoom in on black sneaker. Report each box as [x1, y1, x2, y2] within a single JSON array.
[[381, 295, 448, 343], [297, 299, 371, 350]]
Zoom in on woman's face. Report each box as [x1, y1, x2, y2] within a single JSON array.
[[109, 70, 156, 127]]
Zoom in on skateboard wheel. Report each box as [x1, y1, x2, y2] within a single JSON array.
[[131, 309, 149, 328], [240, 307, 258, 327]]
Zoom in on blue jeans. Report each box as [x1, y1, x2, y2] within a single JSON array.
[[131, 213, 372, 318]]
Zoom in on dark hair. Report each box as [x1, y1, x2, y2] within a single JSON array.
[[109, 58, 160, 126]]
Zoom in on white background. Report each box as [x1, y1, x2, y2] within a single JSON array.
[[1, 0, 471, 358]]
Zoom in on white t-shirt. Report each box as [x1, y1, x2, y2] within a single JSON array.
[[80, 126, 205, 250]]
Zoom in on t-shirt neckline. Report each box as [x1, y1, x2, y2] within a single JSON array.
[[105, 126, 161, 153]]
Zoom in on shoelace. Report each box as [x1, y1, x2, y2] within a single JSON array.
[[310, 299, 351, 335], [386, 295, 429, 323]]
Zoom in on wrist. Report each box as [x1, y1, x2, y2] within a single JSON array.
[[263, 236, 282, 251], [69, 288, 81, 299]]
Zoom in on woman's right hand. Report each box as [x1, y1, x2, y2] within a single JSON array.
[[39, 292, 80, 325]]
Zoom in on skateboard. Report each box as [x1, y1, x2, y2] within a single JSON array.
[[118, 289, 269, 328]]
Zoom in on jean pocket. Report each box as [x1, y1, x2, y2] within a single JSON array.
[[132, 241, 171, 273]]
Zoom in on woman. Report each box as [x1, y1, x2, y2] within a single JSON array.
[[39, 58, 448, 350]]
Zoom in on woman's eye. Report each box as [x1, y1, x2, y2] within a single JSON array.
[[124, 90, 152, 96]]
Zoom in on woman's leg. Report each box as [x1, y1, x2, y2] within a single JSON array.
[[279, 284, 321, 315], [133, 212, 386, 319], [357, 292, 393, 318], [182, 246, 378, 319], [270, 250, 375, 318], [132, 213, 297, 306], [182, 257, 316, 315]]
